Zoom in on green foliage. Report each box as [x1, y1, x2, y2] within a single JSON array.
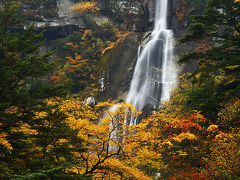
[[1, 1, 240, 179], [12, 162, 91, 180], [175, 0, 206, 22], [178, 0, 240, 120], [54, 29, 110, 94], [52, 17, 120, 95], [99, 0, 147, 31], [202, 130, 240, 179], [0, 1, 84, 178], [96, 21, 117, 42], [217, 99, 240, 131], [170, 1, 240, 177]]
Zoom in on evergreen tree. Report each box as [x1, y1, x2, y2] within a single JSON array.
[[178, 0, 240, 121], [0, 1, 86, 179]]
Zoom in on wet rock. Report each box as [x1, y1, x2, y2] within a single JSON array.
[[85, 97, 96, 107], [99, 32, 141, 100]]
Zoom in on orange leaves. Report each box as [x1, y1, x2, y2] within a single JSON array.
[[0, 133, 13, 152], [207, 125, 218, 132], [65, 56, 73, 60], [101, 32, 129, 55], [175, 11, 185, 21], [101, 42, 115, 55], [172, 119, 203, 132], [64, 55, 90, 72], [50, 41, 91, 84], [65, 42, 72, 46], [78, 59, 89, 63], [194, 38, 212, 53], [75, 55, 81, 60], [191, 110, 205, 122], [65, 42, 79, 49], [50, 67, 65, 84], [70, 1, 99, 13], [173, 132, 197, 143], [82, 29, 92, 38], [64, 42, 90, 73]]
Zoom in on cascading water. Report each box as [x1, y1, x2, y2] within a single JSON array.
[[126, 0, 177, 125]]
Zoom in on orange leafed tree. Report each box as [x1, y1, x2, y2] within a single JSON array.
[[70, 1, 99, 13]]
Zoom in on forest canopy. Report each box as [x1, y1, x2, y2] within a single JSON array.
[[0, 0, 239, 179]]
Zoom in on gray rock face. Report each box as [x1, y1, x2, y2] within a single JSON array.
[[143, 0, 189, 37], [169, 0, 189, 38], [6, 0, 201, 100], [142, 0, 198, 75], [169, 0, 199, 74], [106, 33, 141, 100], [105, 0, 201, 100], [144, 0, 155, 20]]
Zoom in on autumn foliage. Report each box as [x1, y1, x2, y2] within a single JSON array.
[[70, 1, 99, 13], [1, 0, 240, 179]]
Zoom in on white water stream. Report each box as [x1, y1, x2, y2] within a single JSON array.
[[126, 0, 177, 125]]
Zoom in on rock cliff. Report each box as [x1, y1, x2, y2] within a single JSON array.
[[2, 0, 205, 100]]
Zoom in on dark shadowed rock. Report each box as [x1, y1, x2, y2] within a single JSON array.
[[99, 32, 141, 100]]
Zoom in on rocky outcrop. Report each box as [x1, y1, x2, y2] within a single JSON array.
[[98, 33, 141, 100], [143, 0, 155, 21], [102, 0, 202, 100], [169, 0, 203, 73], [4, 0, 203, 100], [142, 0, 199, 74]]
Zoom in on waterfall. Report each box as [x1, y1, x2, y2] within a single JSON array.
[[126, 0, 177, 125]]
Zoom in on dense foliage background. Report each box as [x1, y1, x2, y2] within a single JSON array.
[[0, 0, 239, 179]]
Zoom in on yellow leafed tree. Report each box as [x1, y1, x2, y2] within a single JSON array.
[[46, 97, 156, 179], [70, 1, 99, 13]]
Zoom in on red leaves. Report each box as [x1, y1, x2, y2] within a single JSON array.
[[166, 176, 176, 180], [172, 120, 203, 132]]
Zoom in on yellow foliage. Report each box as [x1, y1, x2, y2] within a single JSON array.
[[0, 133, 13, 152], [5, 106, 18, 114], [11, 123, 38, 136], [162, 140, 173, 147], [215, 132, 232, 142], [217, 99, 240, 129], [42, 97, 169, 178], [173, 132, 197, 143], [70, 2, 99, 13], [101, 32, 130, 55], [207, 125, 218, 132], [56, 138, 69, 144], [35, 111, 48, 119], [46, 97, 145, 177], [65, 42, 79, 48], [99, 158, 153, 180]]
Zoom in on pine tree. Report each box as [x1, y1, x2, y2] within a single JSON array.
[[178, 0, 240, 120], [0, 1, 87, 178]]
